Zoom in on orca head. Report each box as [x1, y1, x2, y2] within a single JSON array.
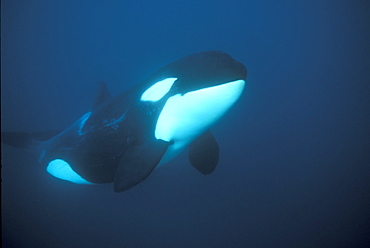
[[140, 51, 247, 159], [168, 51, 247, 95], [141, 51, 247, 100]]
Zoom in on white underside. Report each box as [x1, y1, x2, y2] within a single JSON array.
[[156, 79, 245, 166]]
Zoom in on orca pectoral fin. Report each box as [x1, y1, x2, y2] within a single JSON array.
[[188, 130, 219, 175], [113, 139, 170, 192]]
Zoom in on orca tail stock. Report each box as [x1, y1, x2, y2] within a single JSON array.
[[1, 130, 62, 152]]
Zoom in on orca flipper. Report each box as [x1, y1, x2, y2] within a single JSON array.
[[1, 130, 62, 150], [113, 139, 170, 192], [188, 130, 219, 175]]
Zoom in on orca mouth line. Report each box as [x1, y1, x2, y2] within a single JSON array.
[[183, 78, 246, 95]]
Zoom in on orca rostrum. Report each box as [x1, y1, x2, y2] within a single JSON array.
[[2, 51, 247, 192]]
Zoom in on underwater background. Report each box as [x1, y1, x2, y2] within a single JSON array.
[[1, 0, 369, 247]]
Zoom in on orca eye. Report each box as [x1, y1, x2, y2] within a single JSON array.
[[141, 78, 177, 101], [47, 159, 94, 184]]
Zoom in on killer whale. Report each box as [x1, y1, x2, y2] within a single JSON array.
[[2, 51, 247, 192]]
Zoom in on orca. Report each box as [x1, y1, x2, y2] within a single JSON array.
[[2, 51, 247, 192]]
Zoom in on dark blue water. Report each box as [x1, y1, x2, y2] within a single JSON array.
[[2, 1, 369, 247]]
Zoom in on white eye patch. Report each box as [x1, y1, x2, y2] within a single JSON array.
[[141, 78, 177, 102], [47, 159, 94, 184]]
